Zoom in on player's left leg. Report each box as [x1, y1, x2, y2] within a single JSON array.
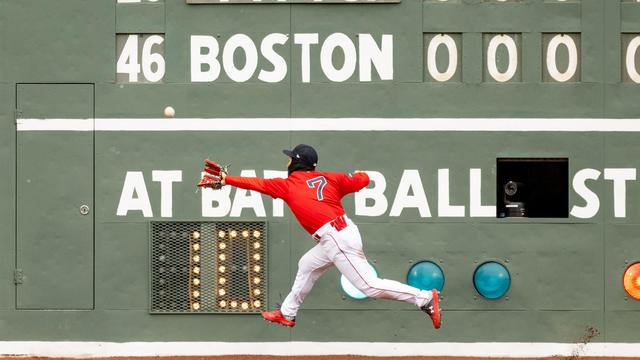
[[262, 242, 333, 327]]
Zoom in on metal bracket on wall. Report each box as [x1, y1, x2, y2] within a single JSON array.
[[14, 269, 24, 285]]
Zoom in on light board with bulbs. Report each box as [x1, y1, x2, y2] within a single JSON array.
[[150, 221, 267, 314]]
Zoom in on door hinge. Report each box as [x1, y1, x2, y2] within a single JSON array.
[[14, 269, 24, 284], [14, 109, 23, 120]]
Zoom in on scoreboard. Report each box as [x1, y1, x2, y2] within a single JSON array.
[[115, 32, 640, 84], [150, 221, 267, 313], [2, 0, 640, 351]]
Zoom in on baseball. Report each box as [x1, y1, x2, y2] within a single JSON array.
[[164, 106, 175, 118]]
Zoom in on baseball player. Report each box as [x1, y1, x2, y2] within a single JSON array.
[[197, 144, 441, 329]]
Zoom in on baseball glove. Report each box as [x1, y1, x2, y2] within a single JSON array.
[[197, 159, 229, 190]]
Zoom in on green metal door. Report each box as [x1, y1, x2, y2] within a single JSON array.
[[16, 84, 94, 310]]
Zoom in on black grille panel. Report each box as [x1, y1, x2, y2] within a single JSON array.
[[150, 221, 267, 313]]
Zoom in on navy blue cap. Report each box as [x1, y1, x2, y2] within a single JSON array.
[[283, 144, 318, 167]]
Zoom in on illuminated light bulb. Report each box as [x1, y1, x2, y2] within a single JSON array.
[[219, 254, 226, 261], [218, 265, 226, 273], [193, 278, 200, 286], [623, 262, 640, 300], [253, 289, 261, 296], [219, 300, 227, 307], [253, 242, 260, 249], [219, 288, 226, 296], [242, 230, 249, 238], [254, 265, 261, 272], [241, 302, 249, 309], [253, 230, 261, 238], [340, 262, 377, 300], [230, 301, 238, 308], [193, 255, 200, 263], [253, 277, 261, 284], [253, 254, 261, 261], [193, 267, 200, 274], [219, 277, 226, 285], [253, 300, 261, 308], [193, 243, 200, 251], [219, 242, 226, 250], [218, 230, 225, 238], [192, 231, 201, 240], [230, 230, 237, 238], [193, 290, 200, 298], [192, 302, 200, 310]]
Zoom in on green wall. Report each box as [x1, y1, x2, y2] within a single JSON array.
[[1, 0, 640, 343]]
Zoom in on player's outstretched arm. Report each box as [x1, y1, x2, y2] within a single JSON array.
[[339, 170, 370, 195], [196, 159, 287, 199], [224, 172, 288, 200]]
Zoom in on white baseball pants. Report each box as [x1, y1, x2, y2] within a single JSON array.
[[280, 216, 433, 319]]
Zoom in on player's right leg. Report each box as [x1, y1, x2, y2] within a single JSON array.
[[262, 243, 333, 327]]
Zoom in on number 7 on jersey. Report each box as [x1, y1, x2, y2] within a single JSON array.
[[306, 176, 327, 201]]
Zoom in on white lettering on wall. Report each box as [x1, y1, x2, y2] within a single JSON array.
[[389, 170, 432, 217], [470, 168, 496, 217], [427, 34, 458, 82], [604, 168, 637, 218], [201, 177, 232, 217], [355, 171, 388, 216], [259, 33, 289, 83], [487, 34, 518, 82], [294, 33, 319, 83], [188, 33, 395, 83], [115, 167, 637, 220], [117, 171, 153, 217], [546, 34, 578, 82], [320, 33, 357, 82], [117, 35, 141, 82], [223, 34, 259, 82], [358, 34, 393, 81], [141, 35, 166, 83], [570, 168, 601, 219], [152, 170, 182, 218], [626, 36, 640, 84], [190, 35, 221, 82], [438, 169, 465, 217]]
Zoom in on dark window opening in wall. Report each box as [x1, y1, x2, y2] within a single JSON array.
[[497, 158, 569, 218]]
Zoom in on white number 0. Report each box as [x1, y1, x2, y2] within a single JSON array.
[[117, 34, 165, 82]]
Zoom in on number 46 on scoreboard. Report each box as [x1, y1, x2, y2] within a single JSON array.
[[116, 34, 166, 83]]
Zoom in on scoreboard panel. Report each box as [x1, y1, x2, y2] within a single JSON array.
[[150, 221, 267, 313]]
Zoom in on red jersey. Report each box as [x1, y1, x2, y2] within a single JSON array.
[[225, 171, 370, 234]]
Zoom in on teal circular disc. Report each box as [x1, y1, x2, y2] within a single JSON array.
[[473, 261, 511, 299], [407, 261, 445, 292]]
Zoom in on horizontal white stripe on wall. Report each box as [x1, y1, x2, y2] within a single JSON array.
[[16, 118, 94, 131], [0, 341, 639, 358], [15, 118, 640, 132]]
